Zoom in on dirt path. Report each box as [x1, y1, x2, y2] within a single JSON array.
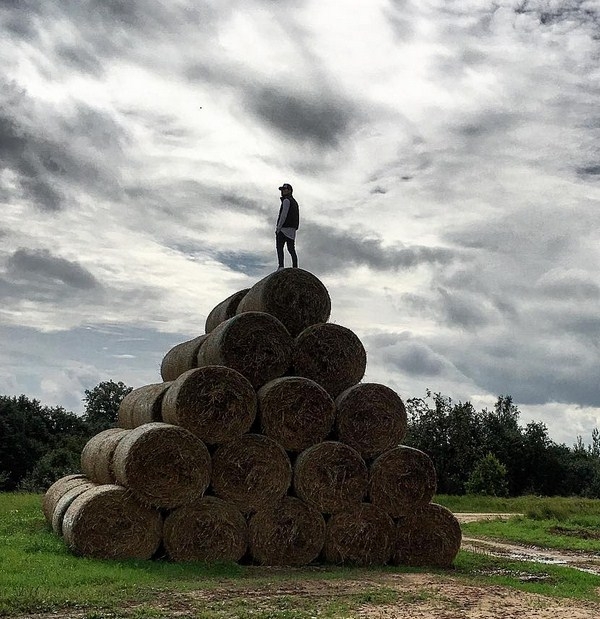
[[455, 512, 600, 575], [454, 512, 524, 524], [16, 573, 600, 619]]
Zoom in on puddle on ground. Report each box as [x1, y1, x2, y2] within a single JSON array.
[[462, 537, 600, 576]]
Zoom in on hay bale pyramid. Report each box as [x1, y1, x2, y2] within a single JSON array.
[[44, 268, 462, 566]]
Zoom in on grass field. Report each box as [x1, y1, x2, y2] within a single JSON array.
[[435, 493, 600, 519], [436, 494, 600, 553], [2, 493, 600, 617]]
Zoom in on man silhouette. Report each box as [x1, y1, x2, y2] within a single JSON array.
[[275, 183, 299, 269]]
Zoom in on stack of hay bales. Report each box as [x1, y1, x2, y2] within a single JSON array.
[[45, 268, 461, 566]]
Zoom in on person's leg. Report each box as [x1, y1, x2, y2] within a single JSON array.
[[276, 231, 286, 268], [285, 237, 298, 268]]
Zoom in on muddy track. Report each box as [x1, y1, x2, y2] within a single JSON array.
[[455, 512, 600, 575]]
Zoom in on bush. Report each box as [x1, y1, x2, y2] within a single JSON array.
[[19, 447, 82, 492], [465, 452, 509, 497]]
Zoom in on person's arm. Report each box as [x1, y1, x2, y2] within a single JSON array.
[[276, 198, 290, 232]]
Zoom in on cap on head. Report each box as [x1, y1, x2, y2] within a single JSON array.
[[278, 183, 293, 192]]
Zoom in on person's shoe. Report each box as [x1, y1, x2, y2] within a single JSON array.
[[277, 266, 284, 270]]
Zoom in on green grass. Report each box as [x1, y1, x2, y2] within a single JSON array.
[[435, 493, 600, 518], [461, 516, 600, 553], [434, 493, 600, 553], [2, 493, 600, 617]]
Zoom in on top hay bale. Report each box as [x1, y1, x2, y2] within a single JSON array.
[[205, 288, 249, 333], [236, 268, 331, 337]]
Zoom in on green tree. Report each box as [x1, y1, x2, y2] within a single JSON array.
[[19, 446, 82, 492], [480, 395, 525, 495], [465, 452, 509, 496], [0, 396, 88, 490], [82, 380, 132, 433], [406, 392, 484, 494]]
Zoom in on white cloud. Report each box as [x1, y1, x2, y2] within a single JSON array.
[[1, 0, 599, 444]]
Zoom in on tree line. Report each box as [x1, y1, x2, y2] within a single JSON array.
[[0, 381, 131, 492], [1, 381, 599, 497], [406, 391, 600, 497]]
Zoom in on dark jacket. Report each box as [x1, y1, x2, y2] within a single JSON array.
[[278, 196, 299, 229]]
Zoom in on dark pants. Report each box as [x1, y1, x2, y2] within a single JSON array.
[[276, 231, 298, 268]]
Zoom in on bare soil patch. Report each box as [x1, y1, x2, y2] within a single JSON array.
[[12, 572, 600, 619]]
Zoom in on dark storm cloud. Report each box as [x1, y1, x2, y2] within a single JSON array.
[[212, 251, 268, 276], [536, 273, 600, 300], [577, 165, 600, 177], [436, 288, 491, 329], [219, 192, 270, 216], [514, 0, 600, 31], [246, 87, 355, 149], [55, 44, 104, 76], [0, 106, 64, 211], [552, 312, 600, 338], [301, 222, 458, 274], [123, 180, 270, 222], [1, 80, 128, 211], [365, 332, 448, 378], [7, 248, 100, 289], [451, 335, 600, 408], [443, 211, 574, 258], [1, 1, 227, 73], [186, 58, 362, 151], [385, 341, 446, 377], [384, 0, 415, 40]]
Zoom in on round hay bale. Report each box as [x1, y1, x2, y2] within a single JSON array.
[[160, 335, 208, 382], [257, 377, 335, 452], [324, 504, 395, 566], [293, 324, 366, 398], [236, 268, 331, 337], [62, 484, 162, 559], [205, 288, 250, 333], [335, 383, 408, 460], [117, 387, 143, 423], [369, 446, 437, 517], [80, 428, 130, 485], [118, 382, 171, 428], [249, 496, 325, 566], [42, 474, 88, 524], [163, 496, 247, 562], [197, 312, 293, 389], [211, 434, 292, 513], [293, 442, 368, 514], [51, 482, 96, 536], [112, 422, 211, 509], [161, 366, 256, 444], [393, 503, 462, 567]]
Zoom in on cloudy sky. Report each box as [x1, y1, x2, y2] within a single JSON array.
[[2, 0, 599, 446]]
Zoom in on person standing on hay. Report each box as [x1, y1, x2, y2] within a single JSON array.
[[275, 183, 299, 270]]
